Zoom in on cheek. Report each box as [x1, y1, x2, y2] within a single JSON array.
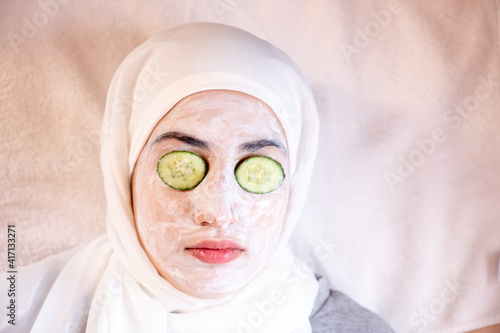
[[134, 187, 193, 262], [136, 185, 187, 223], [253, 180, 289, 225], [134, 155, 191, 222], [133, 165, 193, 253], [246, 182, 290, 246], [249, 196, 285, 229]]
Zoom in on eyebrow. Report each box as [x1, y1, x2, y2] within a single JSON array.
[[239, 139, 287, 155], [151, 131, 210, 149], [151, 131, 286, 155]]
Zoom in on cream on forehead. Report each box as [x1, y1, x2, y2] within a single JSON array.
[[149, 90, 288, 151]]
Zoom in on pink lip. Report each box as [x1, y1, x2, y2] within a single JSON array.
[[185, 240, 244, 264]]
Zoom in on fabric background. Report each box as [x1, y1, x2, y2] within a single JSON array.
[[0, 1, 499, 332]]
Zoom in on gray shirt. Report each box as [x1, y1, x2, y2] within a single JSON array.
[[309, 276, 395, 333]]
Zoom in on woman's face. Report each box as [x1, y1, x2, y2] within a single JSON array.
[[132, 90, 290, 298]]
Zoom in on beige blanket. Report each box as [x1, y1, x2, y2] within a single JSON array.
[[1, 1, 499, 332]]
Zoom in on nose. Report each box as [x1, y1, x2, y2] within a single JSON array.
[[192, 168, 238, 229]]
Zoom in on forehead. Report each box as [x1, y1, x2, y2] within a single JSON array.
[[149, 90, 287, 143]]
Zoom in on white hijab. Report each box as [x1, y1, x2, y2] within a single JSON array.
[[15, 23, 320, 333]]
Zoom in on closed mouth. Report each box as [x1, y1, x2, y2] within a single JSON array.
[[185, 240, 244, 264]]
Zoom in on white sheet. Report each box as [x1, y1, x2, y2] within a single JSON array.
[[1, 1, 499, 332]]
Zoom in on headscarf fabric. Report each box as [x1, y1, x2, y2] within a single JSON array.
[[19, 23, 321, 333]]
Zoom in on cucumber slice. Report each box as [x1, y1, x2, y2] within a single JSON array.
[[235, 156, 285, 194], [157, 151, 207, 191]]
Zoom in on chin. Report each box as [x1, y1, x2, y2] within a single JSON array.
[[170, 275, 253, 299], [183, 283, 244, 299], [160, 264, 261, 299]]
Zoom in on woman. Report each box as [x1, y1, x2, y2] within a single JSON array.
[[4, 23, 393, 332]]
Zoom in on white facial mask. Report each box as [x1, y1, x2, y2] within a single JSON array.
[[132, 90, 291, 298]]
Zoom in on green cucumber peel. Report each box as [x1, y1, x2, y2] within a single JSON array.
[[235, 156, 285, 194], [157, 151, 207, 191]]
